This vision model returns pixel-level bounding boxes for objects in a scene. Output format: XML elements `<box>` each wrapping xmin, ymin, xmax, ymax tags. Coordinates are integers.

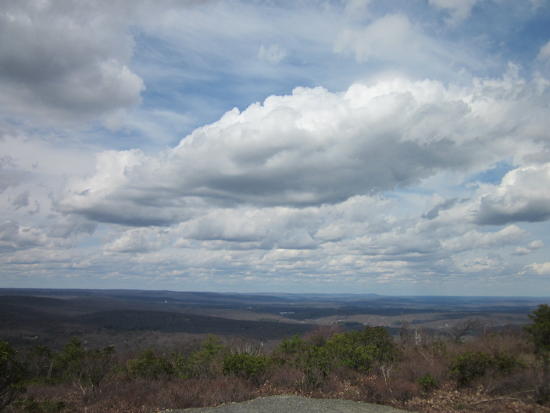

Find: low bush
<box><xmin>449</xmin><ymin>350</ymin><xmax>522</xmax><ymax>387</ymax></box>
<box><xmin>276</xmin><ymin>335</ymin><xmax>308</xmax><ymax>357</ymax></box>
<box><xmin>0</xmin><ymin>340</ymin><xmax>26</xmax><ymax>410</ymax></box>
<box><xmin>417</xmin><ymin>373</ymin><xmax>438</xmax><ymax>393</ymax></box>
<box><xmin>325</xmin><ymin>327</ymin><xmax>396</xmax><ymax>372</ymax></box>
<box><xmin>223</xmin><ymin>353</ymin><xmax>270</xmax><ymax>381</ymax></box>
<box><xmin>178</xmin><ymin>335</ymin><xmax>228</xmax><ymax>378</ymax></box>
<box><xmin>126</xmin><ymin>349</ymin><xmax>173</xmax><ymax>380</ymax></box>
<box><xmin>5</xmin><ymin>314</ymin><xmax>549</xmax><ymax>413</ymax></box>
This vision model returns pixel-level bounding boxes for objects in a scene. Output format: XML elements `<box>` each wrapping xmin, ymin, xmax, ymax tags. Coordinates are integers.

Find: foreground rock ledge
<box><xmin>165</xmin><ymin>395</ymin><xmax>414</xmax><ymax>413</ymax></box>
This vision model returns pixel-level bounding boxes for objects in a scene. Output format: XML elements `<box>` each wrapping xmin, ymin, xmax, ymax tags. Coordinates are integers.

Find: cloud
<box><xmin>59</xmin><ymin>149</ymin><xmax>191</xmax><ymax>226</ymax></box>
<box><xmin>0</xmin><ymin>130</ymin><xmax>96</xmax><ymax>222</ymax></box>
<box><xmin>441</xmin><ymin>225</ymin><xmax>526</xmax><ymax>252</ymax></box>
<box><xmin>423</xmin><ymin>198</ymin><xmax>462</xmax><ymax>219</ymax></box>
<box><xmin>0</xmin><ymin>0</ymin><xmax>144</xmax><ymax>123</ymax></box>
<box><xmin>524</xmin><ymin>262</ymin><xmax>550</xmax><ymax>276</ymax></box>
<box><xmin>335</xmin><ymin>14</ymin><xmax>426</xmax><ymax>63</ymax></box>
<box><xmin>175</xmin><ymin>206</ymin><xmax>325</xmax><ymax>250</ymax></box>
<box><xmin>47</xmin><ymin>216</ymin><xmax>96</xmax><ymax>239</ymax></box>
<box><xmin>0</xmin><ymin>220</ymin><xmax>48</xmax><ymax>251</ymax></box>
<box><xmin>475</xmin><ymin>163</ymin><xmax>550</xmax><ymax>225</ymax></box>
<box><xmin>105</xmin><ymin>228</ymin><xmax>164</xmax><ymax>254</ymax></box>
<box><xmin>344</xmin><ymin>0</ymin><xmax>373</xmax><ymax>16</ymax></box>
<box><xmin>538</xmin><ymin>40</ymin><xmax>550</xmax><ymax>61</ymax></box>
<box><xmin>59</xmin><ymin>70</ymin><xmax>550</xmax><ymax>227</ymax></box>
<box><xmin>514</xmin><ymin>240</ymin><xmax>543</xmax><ymax>255</ymax></box>
<box><xmin>258</xmin><ymin>44</ymin><xmax>287</xmax><ymax>64</ymax></box>
<box><xmin>332</xmin><ymin>12</ymin><xmax>474</xmax><ymax>78</ymax></box>
<box><xmin>59</xmin><ymin>79</ymin><xmax>457</xmax><ymax>223</ymax></box>
<box><xmin>428</xmin><ymin>0</ymin><xmax>478</xmax><ymax>25</ymax></box>
<box><xmin>2</xmin><ymin>1</ymin><xmax>550</xmax><ymax>294</ymax></box>
<box><xmin>11</xmin><ymin>191</ymin><xmax>29</xmax><ymax>210</ymax></box>
<box><xmin>0</xmin><ymin>156</ymin><xmax>29</xmax><ymax>192</ymax></box>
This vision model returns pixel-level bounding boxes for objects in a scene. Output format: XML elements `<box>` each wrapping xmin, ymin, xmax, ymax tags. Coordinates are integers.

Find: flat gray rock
<box><xmin>167</xmin><ymin>395</ymin><xmax>412</xmax><ymax>413</ymax></box>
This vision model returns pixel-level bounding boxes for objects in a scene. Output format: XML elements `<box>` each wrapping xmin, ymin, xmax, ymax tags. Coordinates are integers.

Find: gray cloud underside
<box><xmin>477</xmin><ymin>200</ymin><xmax>550</xmax><ymax>225</ymax></box>
<box><xmin>0</xmin><ymin>0</ymin><xmax>143</xmax><ymax>122</ymax></box>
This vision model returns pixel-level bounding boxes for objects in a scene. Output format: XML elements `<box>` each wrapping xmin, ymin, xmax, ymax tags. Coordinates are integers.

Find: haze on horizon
<box><xmin>1</xmin><ymin>0</ymin><xmax>550</xmax><ymax>296</ymax></box>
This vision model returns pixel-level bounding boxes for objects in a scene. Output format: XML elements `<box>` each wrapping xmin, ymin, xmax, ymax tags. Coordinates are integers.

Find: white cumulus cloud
<box><xmin>475</xmin><ymin>163</ymin><xmax>550</xmax><ymax>225</ymax></box>
<box><xmin>428</xmin><ymin>0</ymin><xmax>478</xmax><ymax>25</ymax></box>
<box><xmin>59</xmin><ymin>72</ymin><xmax>550</xmax><ymax>227</ymax></box>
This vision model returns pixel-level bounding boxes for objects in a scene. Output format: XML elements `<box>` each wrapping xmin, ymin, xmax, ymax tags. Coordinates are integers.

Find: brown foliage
<box><xmin>7</xmin><ymin>327</ymin><xmax>550</xmax><ymax>413</ymax></box>
<box><xmin>17</xmin><ymin>377</ymin><xmax>256</xmax><ymax>413</ymax></box>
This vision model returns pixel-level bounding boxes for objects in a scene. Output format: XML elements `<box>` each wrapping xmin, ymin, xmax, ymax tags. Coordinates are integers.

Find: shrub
<box><xmin>449</xmin><ymin>350</ymin><xmax>521</xmax><ymax>387</ymax></box>
<box><xmin>417</xmin><ymin>373</ymin><xmax>438</xmax><ymax>393</ymax></box>
<box><xmin>277</xmin><ymin>335</ymin><xmax>308</xmax><ymax>356</ymax></box>
<box><xmin>127</xmin><ymin>349</ymin><xmax>173</xmax><ymax>380</ymax></box>
<box><xmin>525</xmin><ymin>304</ymin><xmax>550</xmax><ymax>355</ymax></box>
<box><xmin>26</xmin><ymin>345</ymin><xmax>54</xmax><ymax>383</ymax></box>
<box><xmin>326</xmin><ymin>326</ymin><xmax>396</xmax><ymax>372</ymax></box>
<box><xmin>274</xmin><ymin>338</ymin><xmax>331</xmax><ymax>389</ymax></box>
<box><xmin>326</xmin><ymin>333</ymin><xmax>374</xmax><ymax>371</ymax></box>
<box><xmin>0</xmin><ymin>340</ymin><xmax>26</xmax><ymax>410</ymax></box>
<box><xmin>301</xmin><ymin>345</ymin><xmax>332</xmax><ymax>388</ymax></box>
<box><xmin>273</xmin><ymin>335</ymin><xmax>310</xmax><ymax>370</ymax></box>
<box><xmin>272</xmin><ymin>326</ymin><xmax>396</xmax><ymax>389</ymax></box>
<box><xmin>491</xmin><ymin>352</ymin><xmax>522</xmax><ymax>375</ymax></box>
<box><xmin>53</xmin><ymin>338</ymin><xmax>86</xmax><ymax>381</ymax></box>
<box><xmin>525</xmin><ymin>304</ymin><xmax>550</xmax><ymax>403</ymax></box>
<box><xmin>223</xmin><ymin>353</ymin><xmax>269</xmax><ymax>381</ymax></box>
<box><xmin>51</xmin><ymin>338</ymin><xmax>115</xmax><ymax>392</ymax></box>
<box><xmin>178</xmin><ymin>335</ymin><xmax>228</xmax><ymax>378</ymax></box>
<box><xmin>450</xmin><ymin>351</ymin><xmax>493</xmax><ymax>386</ymax></box>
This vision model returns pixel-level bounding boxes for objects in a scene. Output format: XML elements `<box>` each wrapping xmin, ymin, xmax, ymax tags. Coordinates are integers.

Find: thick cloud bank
<box><xmin>61</xmin><ymin>72</ymin><xmax>550</xmax><ymax>227</ymax></box>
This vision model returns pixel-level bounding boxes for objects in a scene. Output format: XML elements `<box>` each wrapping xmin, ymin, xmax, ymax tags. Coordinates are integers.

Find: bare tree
<box><xmin>447</xmin><ymin>319</ymin><xmax>483</xmax><ymax>343</ymax></box>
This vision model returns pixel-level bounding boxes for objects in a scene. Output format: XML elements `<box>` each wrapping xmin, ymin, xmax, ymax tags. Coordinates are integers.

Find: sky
<box><xmin>1</xmin><ymin>0</ymin><xmax>550</xmax><ymax>295</ymax></box>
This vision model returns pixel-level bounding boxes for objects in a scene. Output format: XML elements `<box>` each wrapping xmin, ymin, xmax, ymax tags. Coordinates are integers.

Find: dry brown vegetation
<box><xmin>3</xmin><ymin>319</ymin><xmax>550</xmax><ymax>413</ymax></box>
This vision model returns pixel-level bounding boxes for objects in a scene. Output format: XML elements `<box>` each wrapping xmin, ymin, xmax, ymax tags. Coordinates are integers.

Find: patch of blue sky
<box><xmin>517</xmin><ymin>221</ymin><xmax>550</xmax><ymax>245</ymax></box>
<box><xmin>80</xmin><ymin>124</ymin><xmax>154</xmax><ymax>152</ymax></box>
<box><xmin>367</xmin><ymin>0</ymin><xmax>427</xmax><ymax>19</ymax></box>
<box><xmin>468</xmin><ymin>161</ymin><xmax>515</xmax><ymax>185</ymax></box>
<box><xmin>506</xmin><ymin>9</ymin><xmax>550</xmax><ymax>63</ymax></box>
<box><xmin>132</xmin><ymin>17</ymin><xmax>384</xmax><ymax>111</ymax></box>
<box><xmin>457</xmin><ymin>2</ymin><xmax>550</xmax><ymax>70</ymax></box>
<box><xmin>133</xmin><ymin>36</ymin><xmax>283</xmax><ymax>130</ymax></box>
